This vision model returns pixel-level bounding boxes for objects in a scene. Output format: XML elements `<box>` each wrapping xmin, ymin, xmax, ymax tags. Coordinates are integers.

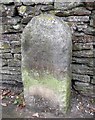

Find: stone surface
<box><xmin>74</xmin><ymin>82</ymin><xmax>94</xmax><ymax>97</ymax></box>
<box><xmin>41</xmin><ymin>5</ymin><xmax>54</xmax><ymax>11</ymax></box>
<box><xmin>72</xmin><ymin>64</ymin><xmax>93</xmax><ymax>76</ymax></box>
<box><xmin>72</xmin><ymin>57</ymin><xmax>93</xmax><ymax>67</ymax></box>
<box><xmin>1</xmin><ymin>0</ymin><xmax>95</xmax><ymax>100</ymax></box>
<box><xmin>91</xmin><ymin>76</ymin><xmax>95</xmax><ymax>84</ymax></box>
<box><xmin>73</xmin><ymin>43</ymin><xmax>93</xmax><ymax>51</ymax></box>
<box><xmin>68</xmin><ymin>7</ymin><xmax>91</xmax><ymax>16</ymax></box>
<box><xmin>72</xmin><ymin>35</ymin><xmax>94</xmax><ymax>43</ymax></box>
<box><xmin>1</xmin><ymin>5</ymin><xmax>16</xmax><ymax>17</ymax></box>
<box><xmin>21</xmin><ymin>0</ymin><xmax>54</xmax><ymax>4</ymax></box>
<box><xmin>54</xmin><ymin>0</ymin><xmax>82</xmax><ymax>10</ymax></box>
<box><xmin>21</xmin><ymin>14</ymin><xmax>72</xmax><ymax>113</ymax></box>
<box><xmin>72</xmin><ymin>74</ymin><xmax>90</xmax><ymax>83</ymax></box>
<box><xmin>67</xmin><ymin>16</ymin><xmax>89</xmax><ymax>22</ymax></box>
<box><xmin>84</xmin><ymin>26</ymin><xmax>95</xmax><ymax>36</ymax></box>
<box><xmin>72</xmin><ymin>50</ymin><xmax>93</xmax><ymax>58</ymax></box>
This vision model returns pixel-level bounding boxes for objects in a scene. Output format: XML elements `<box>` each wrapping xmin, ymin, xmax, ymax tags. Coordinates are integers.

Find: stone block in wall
<box><xmin>72</xmin><ymin>74</ymin><xmax>90</xmax><ymax>83</ymax></box>
<box><xmin>0</xmin><ymin>4</ymin><xmax>2</xmax><ymax>17</ymax></box>
<box><xmin>21</xmin><ymin>16</ymin><xmax>33</xmax><ymax>24</ymax></box>
<box><xmin>2</xmin><ymin>66</ymin><xmax>21</xmax><ymax>73</ymax></box>
<box><xmin>20</xmin><ymin>0</ymin><xmax>54</xmax><ymax>4</ymax></box>
<box><xmin>83</xmin><ymin>26</ymin><xmax>95</xmax><ymax>36</ymax></box>
<box><xmin>72</xmin><ymin>34</ymin><xmax>94</xmax><ymax>43</ymax></box>
<box><xmin>11</xmin><ymin>46</ymin><xmax>21</xmax><ymax>54</ymax></box>
<box><xmin>1</xmin><ymin>69</ymin><xmax>21</xmax><ymax>75</ymax></box>
<box><xmin>55</xmin><ymin>7</ymin><xmax>91</xmax><ymax>17</ymax></box>
<box><xmin>73</xmin><ymin>42</ymin><xmax>93</xmax><ymax>51</ymax></box>
<box><xmin>72</xmin><ymin>64</ymin><xmax>93</xmax><ymax>75</ymax></box>
<box><xmin>94</xmin><ymin>49</ymin><xmax>95</xmax><ymax>57</ymax></box>
<box><xmin>1</xmin><ymin>41</ymin><xmax>11</xmax><ymax>53</ymax></box>
<box><xmin>72</xmin><ymin>50</ymin><xmax>93</xmax><ymax>58</ymax></box>
<box><xmin>14</xmin><ymin>54</ymin><xmax>21</xmax><ymax>60</ymax></box>
<box><xmin>8</xmin><ymin>59</ymin><xmax>21</xmax><ymax>67</ymax></box>
<box><xmin>2</xmin><ymin>74</ymin><xmax>21</xmax><ymax>81</ymax></box>
<box><xmin>40</xmin><ymin>5</ymin><xmax>54</xmax><ymax>11</ymax></box>
<box><xmin>10</xmin><ymin>40</ymin><xmax>21</xmax><ymax>48</ymax></box>
<box><xmin>74</xmin><ymin>82</ymin><xmax>94</xmax><ymax>97</ymax></box>
<box><xmin>84</xmin><ymin>2</ymin><xmax>95</xmax><ymax>10</ymax></box>
<box><xmin>22</xmin><ymin>2</ymin><xmax>35</xmax><ymax>6</ymax></box>
<box><xmin>54</xmin><ymin>0</ymin><xmax>82</xmax><ymax>10</ymax></box>
<box><xmin>67</xmin><ymin>16</ymin><xmax>89</xmax><ymax>22</ymax></box>
<box><xmin>2</xmin><ymin>34</ymin><xmax>21</xmax><ymax>42</ymax></box>
<box><xmin>1</xmin><ymin>5</ymin><xmax>16</xmax><ymax>17</ymax></box>
<box><xmin>91</xmin><ymin>76</ymin><xmax>95</xmax><ymax>84</ymax></box>
<box><xmin>90</xmin><ymin>10</ymin><xmax>95</xmax><ymax>28</ymax></box>
<box><xmin>72</xmin><ymin>57</ymin><xmax>93</xmax><ymax>67</ymax></box>
<box><xmin>68</xmin><ymin>7</ymin><xmax>91</xmax><ymax>16</ymax></box>
<box><xmin>2</xmin><ymin>53</ymin><xmax>13</xmax><ymax>59</ymax></box>
<box><xmin>17</xmin><ymin>6</ymin><xmax>35</xmax><ymax>16</ymax></box>
<box><xmin>68</xmin><ymin>22</ymin><xmax>88</xmax><ymax>32</ymax></box>
<box><xmin>2</xmin><ymin>16</ymin><xmax>21</xmax><ymax>25</ymax></box>
<box><xmin>0</xmin><ymin>0</ymin><xmax>14</xmax><ymax>4</ymax></box>
<box><xmin>2</xmin><ymin>59</ymin><xmax>8</xmax><ymax>67</ymax></box>
<box><xmin>2</xmin><ymin>24</ymin><xmax>25</xmax><ymax>33</ymax></box>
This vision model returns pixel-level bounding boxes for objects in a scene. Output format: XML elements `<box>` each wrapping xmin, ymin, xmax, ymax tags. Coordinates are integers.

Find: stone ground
<box><xmin>0</xmin><ymin>86</ymin><xmax>95</xmax><ymax>119</ymax></box>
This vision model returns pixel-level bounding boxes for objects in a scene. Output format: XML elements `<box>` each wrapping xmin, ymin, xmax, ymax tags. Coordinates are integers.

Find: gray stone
<box><xmin>72</xmin><ymin>50</ymin><xmax>93</xmax><ymax>58</ymax></box>
<box><xmin>23</xmin><ymin>2</ymin><xmax>35</xmax><ymax>6</ymax></box>
<box><xmin>11</xmin><ymin>46</ymin><xmax>21</xmax><ymax>54</ymax></box>
<box><xmin>1</xmin><ymin>5</ymin><xmax>16</xmax><ymax>17</ymax></box>
<box><xmin>0</xmin><ymin>0</ymin><xmax>13</xmax><ymax>4</ymax></box>
<box><xmin>8</xmin><ymin>59</ymin><xmax>21</xmax><ymax>67</ymax></box>
<box><xmin>68</xmin><ymin>7</ymin><xmax>91</xmax><ymax>16</ymax></box>
<box><xmin>72</xmin><ymin>64</ymin><xmax>93</xmax><ymax>75</ymax></box>
<box><xmin>20</xmin><ymin>0</ymin><xmax>54</xmax><ymax>4</ymax></box>
<box><xmin>67</xmin><ymin>16</ymin><xmax>89</xmax><ymax>22</ymax></box>
<box><xmin>17</xmin><ymin>6</ymin><xmax>34</xmax><ymax>16</ymax></box>
<box><xmin>72</xmin><ymin>57</ymin><xmax>93</xmax><ymax>67</ymax></box>
<box><xmin>2</xmin><ymin>24</ymin><xmax>25</xmax><ymax>33</ymax></box>
<box><xmin>54</xmin><ymin>0</ymin><xmax>82</xmax><ymax>10</ymax></box>
<box><xmin>84</xmin><ymin>26</ymin><xmax>95</xmax><ymax>36</ymax></box>
<box><xmin>41</xmin><ymin>5</ymin><xmax>54</xmax><ymax>11</ymax></box>
<box><xmin>55</xmin><ymin>7</ymin><xmax>91</xmax><ymax>17</ymax></box>
<box><xmin>21</xmin><ymin>16</ymin><xmax>33</xmax><ymax>24</ymax></box>
<box><xmin>2</xmin><ymin>17</ymin><xmax>21</xmax><ymax>25</ymax></box>
<box><xmin>73</xmin><ymin>35</ymin><xmax>94</xmax><ymax>43</ymax></box>
<box><xmin>91</xmin><ymin>76</ymin><xmax>95</xmax><ymax>84</ymax></box>
<box><xmin>2</xmin><ymin>34</ymin><xmax>21</xmax><ymax>42</ymax></box>
<box><xmin>72</xmin><ymin>74</ymin><xmax>90</xmax><ymax>83</ymax></box>
<box><xmin>14</xmin><ymin>54</ymin><xmax>21</xmax><ymax>60</ymax></box>
<box><xmin>90</xmin><ymin>10</ymin><xmax>95</xmax><ymax>28</ymax></box>
<box><xmin>21</xmin><ymin>14</ymin><xmax>72</xmax><ymax>113</ymax></box>
<box><xmin>74</xmin><ymin>82</ymin><xmax>94</xmax><ymax>97</ymax></box>
<box><xmin>73</xmin><ymin>42</ymin><xmax>93</xmax><ymax>51</ymax></box>
<box><xmin>2</xmin><ymin>53</ymin><xmax>13</xmax><ymax>59</ymax></box>
<box><xmin>2</xmin><ymin>74</ymin><xmax>21</xmax><ymax>81</ymax></box>
<box><xmin>85</xmin><ymin>2</ymin><xmax>95</xmax><ymax>10</ymax></box>
<box><xmin>0</xmin><ymin>4</ymin><xmax>2</xmax><ymax>17</ymax></box>
<box><xmin>2</xmin><ymin>59</ymin><xmax>8</xmax><ymax>67</ymax></box>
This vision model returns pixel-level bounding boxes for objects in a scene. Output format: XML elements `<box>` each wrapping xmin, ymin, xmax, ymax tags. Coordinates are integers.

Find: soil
<box><xmin>0</xmin><ymin>86</ymin><xmax>95</xmax><ymax>119</ymax></box>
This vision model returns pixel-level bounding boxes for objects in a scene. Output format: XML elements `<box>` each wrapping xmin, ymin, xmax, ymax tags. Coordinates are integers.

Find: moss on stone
<box><xmin>22</xmin><ymin>69</ymin><xmax>71</xmax><ymax>113</ymax></box>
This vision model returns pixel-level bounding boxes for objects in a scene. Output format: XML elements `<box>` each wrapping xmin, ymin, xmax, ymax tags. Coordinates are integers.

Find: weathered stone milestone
<box><xmin>21</xmin><ymin>14</ymin><xmax>72</xmax><ymax>114</ymax></box>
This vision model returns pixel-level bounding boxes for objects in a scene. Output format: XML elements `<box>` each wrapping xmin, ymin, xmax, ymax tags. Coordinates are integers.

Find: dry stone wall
<box><xmin>0</xmin><ymin>0</ymin><xmax>95</xmax><ymax>97</ymax></box>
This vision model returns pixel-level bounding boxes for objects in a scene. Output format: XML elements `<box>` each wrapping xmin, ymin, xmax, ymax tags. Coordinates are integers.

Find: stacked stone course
<box><xmin>0</xmin><ymin>0</ymin><xmax>95</xmax><ymax>97</ymax></box>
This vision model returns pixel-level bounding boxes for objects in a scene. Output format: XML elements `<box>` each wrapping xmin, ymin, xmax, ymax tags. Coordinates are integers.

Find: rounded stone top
<box><xmin>22</xmin><ymin>14</ymin><xmax>72</xmax><ymax>42</ymax></box>
<box><xmin>21</xmin><ymin>14</ymin><xmax>72</xmax><ymax>74</ymax></box>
